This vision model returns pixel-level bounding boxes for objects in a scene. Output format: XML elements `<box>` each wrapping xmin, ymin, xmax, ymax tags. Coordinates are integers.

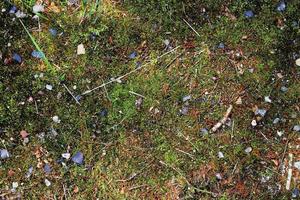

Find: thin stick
<box><xmin>81</xmin><ymin>46</ymin><xmax>181</xmax><ymax>96</ymax></box>
<box><xmin>211</xmin><ymin>105</ymin><xmax>233</xmax><ymax>133</ymax></box>
<box><xmin>175</xmin><ymin>148</ymin><xmax>194</xmax><ymax>159</ymax></box>
<box><xmin>129</xmin><ymin>91</ymin><xmax>146</xmax><ymax>98</ymax></box>
<box><xmin>183</xmin><ymin>19</ymin><xmax>201</xmax><ymax>37</ymax></box>
<box><xmin>34</xmin><ymin>100</ymin><xmax>39</xmax><ymax>114</ymax></box>
<box><xmin>63</xmin><ymin>84</ymin><xmax>81</xmax><ymax>105</ymax></box>
<box><xmin>286</xmin><ymin>153</ymin><xmax>293</xmax><ymax>190</ymax></box>
<box><xmin>280</xmin><ymin>140</ymin><xmax>289</xmax><ymax>166</ymax></box>
<box><xmin>129</xmin><ymin>184</ymin><xmax>148</xmax><ymax>191</ymax></box>
<box><xmin>63</xmin><ymin>184</ymin><xmax>68</xmax><ymax>200</ymax></box>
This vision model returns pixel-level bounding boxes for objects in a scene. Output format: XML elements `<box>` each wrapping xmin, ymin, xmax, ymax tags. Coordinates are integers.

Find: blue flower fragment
<box><xmin>71</xmin><ymin>151</ymin><xmax>84</xmax><ymax>165</ymax></box>
<box><xmin>9</xmin><ymin>6</ymin><xmax>17</xmax><ymax>14</ymax></box>
<box><xmin>99</xmin><ymin>108</ymin><xmax>108</xmax><ymax>117</ymax></box>
<box><xmin>25</xmin><ymin>166</ymin><xmax>33</xmax><ymax>178</ymax></box>
<box><xmin>218</xmin><ymin>42</ymin><xmax>225</xmax><ymax>49</ymax></box>
<box><xmin>31</xmin><ymin>50</ymin><xmax>44</xmax><ymax>59</ymax></box>
<box><xmin>277</xmin><ymin>1</ymin><xmax>286</xmax><ymax>12</ymax></box>
<box><xmin>292</xmin><ymin>188</ymin><xmax>300</xmax><ymax>198</ymax></box>
<box><xmin>44</xmin><ymin>163</ymin><xmax>51</xmax><ymax>174</ymax></box>
<box><xmin>244</xmin><ymin>10</ymin><xmax>254</xmax><ymax>19</ymax></box>
<box><xmin>49</xmin><ymin>28</ymin><xmax>57</xmax><ymax>36</ymax></box>
<box><xmin>0</xmin><ymin>149</ymin><xmax>10</xmax><ymax>159</ymax></box>
<box><xmin>12</xmin><ymin>53</ymin><xmax>22</xmax><ymax>63</ymax></box>
<box><xmin>129</xmin><ymin>51</ymin><xmax>137</xmax><ymax>59</ymax></box>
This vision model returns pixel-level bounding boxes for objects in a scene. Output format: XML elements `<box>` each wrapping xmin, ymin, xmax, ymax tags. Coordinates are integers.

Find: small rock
<box><xmin>72</xmin><ymin>151</ymin><xmax>84</xmax><ymax>165</ymax></box>
<box><xmin>77</xmin><ymin>44</ymin><xmax>85</xmax><ymax>55</ymax></box>
<box><xmin>25</xmin><ymin>166</ymin><xmax>33</xmax><ymax>178</ymax></box>
<box><xmin>244</xmin><ymin>10</ymin><xmax>254</xmax><ymax>19</ymax></box>
<box><xmin>180</xmin><ymin>106</ymin><xmax>189</xmax><ymax>115</ymax></box>
<box><xmin>245</xmin><ymin>147</ymin><xmax>252</xmax><ymax>153</ymax></box>
<box><xmin>296</xmin><ymin>58</ymin><xmax>300</xmax><ymax>67</ymax></box>
<box><xmin>43</xmin><ymin>163</ymin><xmax>51</xmax><ymax>174</ymax></box>
<box><xmin>294</xmin><ymin>161</ymin><xmax>300</xmax><ymax>170</ymax></box>
<box><xmin>44</xmin><ymin>179</ymin><xmax>51</xmax><ymax>187</ymax></box>
<box><xmin>277</xmin><ymin>130</ymin><xmax>284</xmax><ymax>137</ymax></box>
<box><xmin>129</xmin><ymin>51</ymin><xmax>137</xmax><ymax>59</ymax></box>
<box><xmin>99</xmin><ymin>108</ymin><xmax>108</xmax><ymax>117</ymax></box>
<box><xmin>292</xmin><ymin>188</ymin><xmax>300</xmax><ymax>198</ymax></box>
<box><xmin>135</xmin><ymin>98</ymin><xmax>143</xmax><ymax>109</ymax></box>
<box><xmin>218</xmin><ymin>42</ymin><xmax>225</xmax><ymax>49</ymax></box>
<box><xmin>293</xmin><ymin>125</ymin><xmax>300</xmax><ymax>132</ymax></box>
<box><xmin>264</xmin><ymin>96</ymin><xmax>272</xmax><ymax>103</ymax></box>
<box><xmin>182</xmin><ymin>95</ymin><xmax>191</xmax><ymax>102</ymax></box>
<box><xmin>12</xmin><ymin>53</ymin><xmax>22</xmax><ymax>63</ymax></box>
<box><xmin>52</xmin><ymin>116</ymin><xmax>61</xmax><ymax>123</ymax></box>
<box><xmin>12</xmin><ymin>182</ymin><xmax>18</xmax><ymax>189</ymax></box>
<box><xmin>216</xmin><ymin>173</ymin><xmax>222</xmax><ymax>180</ymax></box>
<box><xmin>273</xmin><ymin>118</ymin><xmax>280</xmax><ymax>124</ymax></box>
<box><xmin>276</xmin><ymin>1</ymin><xmax>286</xmax><ymax>12</ymax></box>
<box><xmin>31</xmin><ymin>50</ymin><xmax>44</xmax><ymax>59</ymax></box>
<box><xmin>46</xmin><ymin>84</ymin><xmax>53</xmax><ymax>91</ymax></box>
<box><xmin>20</xmin><ymin>130</ymin><xmax>29</xmax><ymax>138</ymax></box>
<box><xmin>0</xmin><ymin>149</ymin><xmax>10</xmax><ymax>159</ymax></box>
<box><xmin>62</xmin><ymin>153</ymin><xmax>71</xmax><ymax>160</ymax></box>
<box><xmin>49</xmin><ymin>28</ymin><xmax>57</xmax><ymax>36</ymax></box>
<box><xmin>251</xmin><ymin>120</ymin><xmax>257</xmax><ymax>127</ymax></box>
<box><xmin>255</xmin><ymin>109</ymin><xmax>267</xmax><ymax>117</ymax></box>
<box><xmin>218</xmin><ymin>151</ymin><xmax>224</xmax><ymax>159</ymax></box>
<box><xmin>281</xmin><ymin>86</ymin><xmax>288</xmax><ymax>92</ymax></box>
<box><xmin>163</xmin><ymin>39</ymin><xmax>170</xmax><ymax>47</ymax></box>
<box><xmin>235</xmin><ymin>97</ymin><xmax>242</xmax><ymax>105</ymax></box>
<box><xmin>33</xmin><ymin>4</ymin><xmax>44</xmax><ymax>13</ymax></box>
<box><xmin>200</xmin><ymin>128</ymin><xmax>209</xmax><ymax>136</ymax></box>
<box><xmin>23</xmin><ymin>137</ymin><xmax>29</xmax><ymax>144</ymax></box>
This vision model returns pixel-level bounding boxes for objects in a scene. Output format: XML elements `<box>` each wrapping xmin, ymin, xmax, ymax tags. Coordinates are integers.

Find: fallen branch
<box><xmin>211</xmin><ymin>105</ymin><xmax>233</xmax><ymax>133</ymax></box>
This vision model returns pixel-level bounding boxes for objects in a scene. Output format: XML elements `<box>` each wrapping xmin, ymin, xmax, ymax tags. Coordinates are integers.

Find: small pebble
<box><xmin>293</xmin><ymin>125</ymin><xmax>300</xmax><ymax>132</ymax></box>
<box><xmin>277</xmin><ymin>130</ymin><xmax>284</xmax><ymax>137</ymax></box>
<box><xmin>294</xmin><ymin>161</ymin><xmax>300</xmax><ymax>170</ymax></box>
<box><xmin>218</xmin><ymin>42</ymin><xmax>225</xmax><ymax>49</ymax></box>
<box><xmin>244</xmin><ymin>10</ymin><xmax>254</xmax><ymax>19</ymax></box>
<box><xmin>200</xmin><ymin>128</ymin><xmax>209</xmax><ymax>136</ymax></box>
<box><xmin>44</xmin><ymin>179</ymin><xmax>51</xmax><ymax>187</ymax></box>
<box><xmin>245</xmin><ymin>147</ymin><xmax>252</xmax><ymax>153</ymax></box>
<box><xmin>77</xmin><ymin>44</ymin><xmax>85</xmax><ymax>55</ymax></box>
<box><xmin>62</xmin><ymin>153</ymin><xmax>71</xmax><ymax>160</ymax></box>
<box><xmin>235</xmin><ymin>97</ymin><xmax>242</xmax><ymax>105</ymax></box>
<box><xmin>281</xmin><ymin>86</ymin><xmax>288</xmax><ymax>92</ymax></box>
<box><xmin>25</xmin><ymin>166</ymin><xmax>33</xmax><ymax>178</ymax></box>
<box><xmin>273</xmin><ymin>118</ymin><xmax>280</xmax><ymax>124</ymax></box>
<box><xmin>255</xmin><ymin>109</ymin><xmax>267</xmax><ymax>117</ymax></box>
<box><xmin>72</xmin><ymin>151</ymin><xmax>84</xmax><ymax>165</ymax></box>
<box><xmin>264</xmin><ymin>96</ymin><xmax>272</xmax><ymax>103</ymax></box>
<box><xmin>12</xmin><ymin>182</ymin><xmax>18</xmax><ymax>189</ymax></box>
<box><xmin>218</xmin><ymin>151</ymin><xmax>224</xmax><ymax>159</ymax></box>
<box><xmin>43</xmin><ymin>163</ymin><xmax>51</xmax><ymax>174</ymax></box>
<box><xmin>296</xmin><ymin>58</ymin><xmax>300</xmax><ymax>67</ymax></box>
<box><xmin>180</xmin><ymin>106</ymin><xmax>189</xmax><ymax>115</ymax></box>
<box><xmin>276</xmin><ymin>1</ymin><xmax>286</xmax><ymax>12</ymax></box>
<box><xmin>251</xmin><ymin>119</ymin><xmax>257</xmax><ymax>127</ymax></box>
<box><xmin>129</xmin><ymin>51</ymin><xmax>137</xmax><ymax>59</ymax></box>
<box><xmin>12</xmin><ymin>53</ymin><xmax>22</xmax><ymax>63</ymax></box>
<box><xmin>52</xmin><ymin>116</ymin><xmax>61</xmax><ymax>123</ymax></box>
<box><xmin>0</xmin><ymin>149</ymin><xmax>10</xmax><ymax>159</ymax></box>
<box><xmin>46</xmin><ymin>84</ymin><xmax>53</xmax><ymax>91</ymax></box>
<box><xmin>182</xmin><ymin>95</ymin><xmax>191</xmax><ymax>102</ymax></box>
<box><xmin>33</xmin><ymin>4</ymin><xmax>44</xmax><ymax>13</ymax></box>
<box><xmin>49</xmin><ymin>28</ymin><xmax>57</xmax><ymax>36</ymax></box>
<box><xmin>31</xmin><ymin>50</ymin><xmax>44</xmax><ymax>59</ymax></box>
<box><xmin>216</xmin><ymin>173</ymin><xmax>222</xmax><ymax>180</ymax></box>
<box><xmin>9</xmin><ymin>6</ymin><xmax>17</xmax><ymax>14</ymax></box>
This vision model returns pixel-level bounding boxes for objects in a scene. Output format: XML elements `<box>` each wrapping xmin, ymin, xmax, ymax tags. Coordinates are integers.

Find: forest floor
<box><xmin>0</xmin><ymin>0</ymin><xmax>300</xmax><ymax>199</ymax></box>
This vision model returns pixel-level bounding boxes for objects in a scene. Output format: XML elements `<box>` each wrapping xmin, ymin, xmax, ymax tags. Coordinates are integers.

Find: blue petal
<box><xmin>244</xmin><ymin>10</ymin><xmax>254</xmax><ymax>19</ymax></box>
<box><xmin>31</xmin><ymin>50</ymin><xmax>44</xmax><ymax>59</ymax></box>
<box><xmin>218</xmin><ymin>42</ymin><xmax>225</xmax><ymax>49</ymax></box>
<box><xmin>277</xmin><ymin>1</ymin><xmax>286</xmax><ymax>12</ymax></box>
<box><xmin>43</xmin><ymin>163</ymin><xmax>51</xmax><ymax>174</ymax></box>
<box><xmin>9</xmin><ymin>6</ymin><xmax>17</xmax><ymax>14</ymax></box>
<box><xmin>71</xmin><ymin>151</ymin><xmax>84</xmax><ymax>165</ymax></box>
<box><xmin>12</xmin><ymin>53</ymin><xmax>22</xmax><ymax>63</ymax></box>
<box><xmin>99</xmin><ymin>108</ymin><xmax>108</xmax><ymax>117</ymax></box>
<box><xmin>129</xmin><ymin>51</ymin><xmax>137</xmax><ymax>59</ymax></box>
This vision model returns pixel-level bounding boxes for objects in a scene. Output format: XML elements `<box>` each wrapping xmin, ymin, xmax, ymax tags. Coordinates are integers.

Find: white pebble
<box><xmin>273</xmin><ymin>118</ymin><xmax>280</xmax><ymax>124</ymax></box>
<box><xmin>52</xmin><ymin>116</ymin><xmax>61</xmax><ymax>123</ymax></box>
<box><xmin>33</xmin><ymin>4</ymin><xmax>44</xmax><ymax>13</ymax></box>
<box><xmin>12</xmin><ymin>182</ymin><xmax>18</xmax><ymax>189</ymax></box>
<box><xmin>218</xmin><ymin>151</ymin><xmax>224</xmax><ymax>159</ymax></box>
<box><xmin>277</xmin><ymin>130</ymin><xmax>284</xmax><ymax>137</ymax></box>
<box><xmin>77</xmin><ymin>44</ymin><xmax>86</xmax><ymax>55</ymax></box>
<box><xmin>294</xmin><ymin>161</ymin><xmax>300</xmax><ymax>170</ymax></box>
<box><xmin>46</xmin><ymin>84</ymin><xmax>53</xmax><ymax>91</ymax></box>
<box><xmin>44</xmin><ymin>179</ymin><xmax>51</xmax><ymax>187</ymax></box>
<box><xmin>264</xmin><ymin>96</ymin><xmax>272</xmax><ymax>103</ymax></box>
<box><xmin>62</xmin><ymin>153</ymin><xmax>71</xmax><ymax>160</ymax></box>
<box><xmin>296</xmin><ymin>58</ymin><xmax>300</xmax><ymax>67</ymax></box>
<box><xmin>215</xmin><ymin>173</ymin><xmax>222</xmax><ymax>180</ymax></box>
<box><xmin>294</xmin><ymin>125</ymin><xmax>300</xmax><ymax>132</ymax></box>
<box><xmin>251</xmin><ymin>120</ymin><xmax>257</xmax><ymax>127</ymax></box>
<box><xmin>245</xmin><ymin>147</ymin><xmax>252</xmax><ymax>153</ymax></box>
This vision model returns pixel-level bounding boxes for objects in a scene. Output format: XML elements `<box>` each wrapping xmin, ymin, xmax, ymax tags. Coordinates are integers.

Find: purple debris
<box><xmin>12</xmin><ymin>53</ymin><xmax>22</xmax><ymax>63</ymax></box>
<box><xmin>292</xmin><ymin>188</ymin><xmax>300</xmax><ymax>198</ymax></box>
<box><xmin>49</xmin><ymin>28</ymin><xmax>57</xmax><ymax>36</ymax></box>
<box><xmin>31</xmin><ymin>50</ymin><xmax>44</xmax><ymax>59</ymax></box>
<box><xmin>43</xmin><ymin>163</ymin><xmax>51</xmax><ymax>174</ymax></box>
<box><xmin>129</xmin><ymin>51</ymin><xmax>137</xmax><ymax>59</ymax></box>
<box><xmin>244</xmin><ymin>10</ymin><xmax>254</xmax><ymax>19</ymax></box>
<box><xmin>255</xmin><ymin>109</ymin><xmax>267</xmax><ymax>117</ymax></box>
<box><xmin>200</xmin><ymin>128</ymin><xmax>209</xmax><ymax>136</ymax></box>
<box><xmin>180</xmin><ymin>106</ymin><xmax>189</xmax><ymax>115</ymax></box>
<box><xmin>9</xmin><ymin>6</ymin><xmax>17</xmax><ymax>14</ymax></box>
<box><xmin>99</xmin><ymin>108</ymin><xmax>108</xmax><ymax>117</ymax></box>
<box><xmin>182</xmin><ymin>95</ymin><xmax>191</xmax><ymax>102</ymax></box>
<box><xmin>277</xmin><ymin>1</ymin><xmax>286</xmax><ymax>12</ymax></box>
<box><xmin>25</xmin><ymin>166</ymin><xmax>33</xmax><ymax>178</ymax></box>
<box><xmin>0</xmin><ymin>149</ymin><xmax>10</xmax><ymax>159</ymax></box>
<box><xmin>136</xmin><ymin>61</ymin><xmax>142</xmax><ymax>69</ymax></box>
<box><xmin>75</xmin><ymin>95</ymin><xmax>82</xmax><ymax>101</ymax></box>
<box><xmin>71</xmin><ymin>151</ymin><xmax>84</xmax><ymax>165</ymax></box>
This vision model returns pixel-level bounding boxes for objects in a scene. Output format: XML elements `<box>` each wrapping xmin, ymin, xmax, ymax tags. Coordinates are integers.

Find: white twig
<box><xmin>211</xmin><ymin>105</ymin><xmax>233</xmax><ymax>133</ymax></box>
<box><xmin>183</xmin><ymin>19</ymin><xmax>201</xmax><ymax>37</ymax></box>
<box><xmin>286</xmin><ymin>153</ymin><xmax>293</xmax><ymax>190</ymax></box>
<box><xmin>63</xmin><ymin>84</ymin><xmax>81</xmax><ymax>105</ymax></box>
<box><xmin>129</xmin><ymin>91</ymin><xmax>146</xmax><ymax>98</ymax></box>
<box><xmin>81</xmin><ymin>46</ymin><xmax>181</xmax><ymax>96</ymax></box>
